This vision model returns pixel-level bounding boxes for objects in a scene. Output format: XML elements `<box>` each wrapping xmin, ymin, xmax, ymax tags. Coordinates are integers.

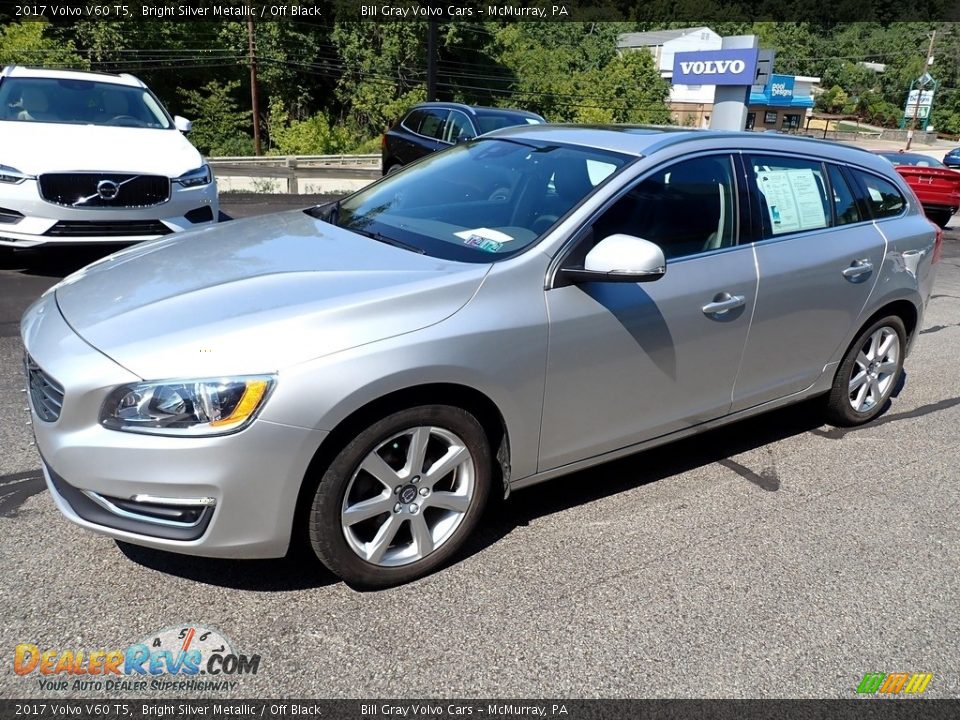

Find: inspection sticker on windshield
<box><xmin>455</xmin><ymin>227</ymin><xmax>514</xmax><ymax>253</ymax></box>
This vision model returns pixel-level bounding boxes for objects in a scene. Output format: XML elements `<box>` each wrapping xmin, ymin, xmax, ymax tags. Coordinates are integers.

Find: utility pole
<box><xmin>426</xmin><ymin>21</ymin><xmax>438</xmax><ymax>102</ymax></box>
<box><xmin>247</xmin><ymin>11</ymin><xmax>262</xmax><ymax>155</ymax></box>
<box><xmin>905</xmin><ymin>28</ymin><xmax>936</xmax><ymax>151</ymax></box>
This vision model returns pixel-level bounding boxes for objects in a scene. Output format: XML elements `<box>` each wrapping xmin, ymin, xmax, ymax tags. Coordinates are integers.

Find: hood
<box><xmin>54</xmin><ymin>211</ymin><xmax>490</xmax><ymax>379</ymax></box>
<box><xmin>0</xmin><ymin>122</ymin><xmax>203</xmax><ymax>176</ymax></box>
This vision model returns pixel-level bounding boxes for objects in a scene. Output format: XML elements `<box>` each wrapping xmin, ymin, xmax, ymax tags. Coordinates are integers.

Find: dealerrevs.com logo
<box><xmin>14</xmin><ymin>625</ymin><xmax>260</xmax><ymax>693</ymax></box>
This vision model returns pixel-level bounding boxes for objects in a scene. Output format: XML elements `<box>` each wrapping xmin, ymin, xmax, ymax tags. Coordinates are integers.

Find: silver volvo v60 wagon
<box><xmin>21</xmin><ymin>127</ymin><xmax>940</xmax><ymax>587</ymax></box>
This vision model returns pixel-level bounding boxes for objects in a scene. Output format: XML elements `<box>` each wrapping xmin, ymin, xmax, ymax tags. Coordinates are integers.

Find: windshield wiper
<box><xmin>348</xmin><ymin>226</ymin><xmax>425</xmax><ymax>254</ymax></box>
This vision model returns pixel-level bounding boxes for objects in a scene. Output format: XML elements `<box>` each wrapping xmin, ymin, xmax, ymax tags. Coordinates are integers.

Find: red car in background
<box><xmin>876</xmin><ymin>151</ymin><xmax>959</xmax><ymax>228</ymax></box>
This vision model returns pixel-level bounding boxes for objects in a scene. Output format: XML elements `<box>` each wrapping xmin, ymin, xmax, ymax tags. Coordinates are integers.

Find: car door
<box><xmin>731</xmin><ymin>156</ymin><xmax>887</xmax><ymax>411</ymax></box>
<box><xmin>539</xmin><ymin>153</ymin><xmax>758</xmax><ymax>471</ymax></box>
<box><xmin>394</xmin><ymin>108</ymin><xmax>449</xmax><ymax>165</ymax></box>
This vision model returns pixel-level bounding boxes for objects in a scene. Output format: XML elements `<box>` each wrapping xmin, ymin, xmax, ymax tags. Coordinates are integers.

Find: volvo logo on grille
<box><xmin>96</xmin><ymin>179</ymin><xmax>120</xmax><ymax>200</ymax></box>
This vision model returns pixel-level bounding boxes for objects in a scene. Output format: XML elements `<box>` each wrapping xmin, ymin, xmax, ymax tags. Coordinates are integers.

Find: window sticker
<box><xmin>460</xmin><ymin>236</ymin><xmax>502</xmax><ymax>252</ymax></box>
<box><xmin>454</xmin><ymin>227</ymin><xmax>514</xmax><ymax>244</ymax></box>
<box><xmin>756</xmin><ymin>168</ymin><xmax>827</xmax><ymax>235</ymax></box>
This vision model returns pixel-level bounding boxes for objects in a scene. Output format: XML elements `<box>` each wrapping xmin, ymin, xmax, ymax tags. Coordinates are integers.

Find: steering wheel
<box><xmin>107</xmin><ymin>115</ymin><xmax>144</xmax><ymax>127</ymax></box>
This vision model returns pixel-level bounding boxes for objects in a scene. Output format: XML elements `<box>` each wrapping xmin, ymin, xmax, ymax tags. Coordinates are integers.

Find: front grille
<box><xmin>44</xmin><ymin>220</ymin><xmax>172</xmax><ymax>238</ymax></box>
<box><xmin>24</xmin><ymin>354</ymin><xmax>64</xmax><ymax>422</ymax></box>
<box><xmin>38</xmin><ymin>173</ymin><xmax>170</xmax><ymax>208</ymax></box>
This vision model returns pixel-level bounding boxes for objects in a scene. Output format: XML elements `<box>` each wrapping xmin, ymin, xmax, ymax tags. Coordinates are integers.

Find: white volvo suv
<box><xmin>0</xmin><ymin>66</ymin><xmax>218</xmax><ymax>249</ymax></box>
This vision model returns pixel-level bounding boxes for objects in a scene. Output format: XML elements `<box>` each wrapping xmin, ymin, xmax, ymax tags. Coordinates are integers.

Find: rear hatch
<box><xmin>895</xmin><ymin>166</ymin><xmax>960</xmax><ymax>208</ymax></box>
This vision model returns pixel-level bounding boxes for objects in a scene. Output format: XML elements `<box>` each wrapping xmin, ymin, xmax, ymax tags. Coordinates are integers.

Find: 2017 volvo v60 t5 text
<box><xmin>22</xmin><ymin>127</ymin><xmax>939</xmax><ymax>588</ymax></box>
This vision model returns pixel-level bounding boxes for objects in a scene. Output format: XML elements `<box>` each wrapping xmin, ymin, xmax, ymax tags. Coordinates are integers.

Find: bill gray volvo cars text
<box><xmin>21</xmin><ymin>127</ymin><xmax>939</xmax><ymax>588</ymax></box>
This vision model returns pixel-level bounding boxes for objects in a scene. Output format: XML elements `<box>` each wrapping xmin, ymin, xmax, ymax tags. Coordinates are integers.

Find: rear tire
<box><xmin>308</xmin><ymin>405</ymin><xmax>491</xmax><ymax>589</ymax></box>
<box><xmin>927</xmin><ymin>209</ymin><xmax>953</xmax><ymax>229</ymax></box>
<box><xmin>825</xmin><ymin>316</ymin><xmax>906</xmax><ymax>427</ymax></box>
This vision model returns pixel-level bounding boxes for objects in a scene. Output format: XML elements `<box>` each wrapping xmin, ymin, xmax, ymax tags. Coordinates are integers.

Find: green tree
<box><xmin>266</xmin><ymin>99</ymin><xmax>356</xmax><ymax>155</ymax></box>
<box><xmin>0</xmin><ymin>21</ymin><xmax>88</xmax><ymax>68</ymax></box>
<box><xmin>178</xmin><ymin>80</ymin><xmax>252</xmax><ymax>156</ymax></box>
<box><xmin>815</xmin><ymin>85</ymin><xmax>851</xmax><ymax>114</ymax></box>
<box><xmin>576</xmin><ymin>49</ymin><xmax>671</xmax><ymax>124</ymax></box>
<box><xmin>331</xmin><ymin>22</ymin><xmax>429</xmax><ymax>137</ymax></box>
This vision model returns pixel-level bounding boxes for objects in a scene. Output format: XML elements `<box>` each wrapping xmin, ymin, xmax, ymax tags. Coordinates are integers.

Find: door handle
<box><xmin>842</xmin><ymin>259</ymin><xmax>874</xmax><ymax>280</ymax></box>
<box><xmin>702</xmin><ymin>293</ymin><xmax>746</xmax><ymax>316</ymax></box>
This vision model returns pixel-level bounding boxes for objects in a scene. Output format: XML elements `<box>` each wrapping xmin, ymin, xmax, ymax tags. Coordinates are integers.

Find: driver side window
<box><xmin>588</xmin><ymin>155</ymin><xmax>738</xmax><ymax>260</ymax></box>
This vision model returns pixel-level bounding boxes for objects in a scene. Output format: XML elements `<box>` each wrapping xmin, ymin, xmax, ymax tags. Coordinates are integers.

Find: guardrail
<box><xmin>208</xmin><ymin>154</ymin><xmax>381</xmax><ymax>193</ymax></box>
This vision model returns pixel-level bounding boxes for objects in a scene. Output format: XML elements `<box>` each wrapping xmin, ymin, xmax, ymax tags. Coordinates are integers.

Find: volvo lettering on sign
<box><xmin>672</xmin><ymin>48</ymin><xmax>759</xmax><ymax>86</ymax></box>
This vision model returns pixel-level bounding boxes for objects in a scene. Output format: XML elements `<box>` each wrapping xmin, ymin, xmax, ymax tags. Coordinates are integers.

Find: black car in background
<box><xmin>381</xmin><ymin>102</ymin><xmax>545</xmax><ymax>175</ymax></box>
<box><xmin>945</xmin><ymin>147</ymin><xmax>960</xmax><ymax>169</ymax></box>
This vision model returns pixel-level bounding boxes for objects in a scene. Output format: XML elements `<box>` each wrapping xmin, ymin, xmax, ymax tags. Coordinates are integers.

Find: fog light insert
<box><xmin>184</xmin><ymin>206</ymin><xmax>214</xmax><ymax>224</ymax></box>
<box><xmin>0</xmin><ymin>207</ymin><xmax>24</xmax><ymax>224</ymax></box>
<box><xmin>83</xmin><ymin>491</ymin><xmax>215</xmax><ymax>527</ymax></box>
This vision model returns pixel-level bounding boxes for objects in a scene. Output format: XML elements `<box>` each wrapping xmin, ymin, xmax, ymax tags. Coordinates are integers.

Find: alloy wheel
<box><xmin>848</xmin><ymin>326</ymin><xmax>900</xmax><ymax>413</ymax></box>
<box><xmin>340</xmin><ymin>426</ymin><xmax>476</xmax><ymax>567</ymax></box>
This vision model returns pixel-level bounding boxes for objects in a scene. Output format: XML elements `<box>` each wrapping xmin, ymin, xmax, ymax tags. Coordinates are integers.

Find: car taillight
<box><xmin>381</xmin><ymin>134</ymin><xmax>387</xmax><ymax>150</ymax></box>
<box><xmin>932</xmin><ymin>223</ymin><xmax>943</xmax><ymax>264</ymax></box>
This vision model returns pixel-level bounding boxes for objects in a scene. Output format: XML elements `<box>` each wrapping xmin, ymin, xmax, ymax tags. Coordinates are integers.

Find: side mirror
<box><xmin>561</xmin><ymin>234</ymin><xmax>666</xmax><ymax>285</ymax></box>
<box><xmin>174</xmin><ymin>115</ymin><xmax>192</xmax><ymax>133</ymax></box>
<box><xmin>454</xmin><ymin>134</ymin><xmax>472</xmax><ymax>144</ymax></box>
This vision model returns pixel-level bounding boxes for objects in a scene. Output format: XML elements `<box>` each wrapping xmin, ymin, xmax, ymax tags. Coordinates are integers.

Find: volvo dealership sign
<box><xmin>672</xmin><ymin>48</ymin><xmax>759</xmax><ymax>86</ymax></box>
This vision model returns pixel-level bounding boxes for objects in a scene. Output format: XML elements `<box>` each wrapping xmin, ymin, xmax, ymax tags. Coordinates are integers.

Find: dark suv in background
<box><xmin>381</xmin><ymin>102</ymin><xmax>544</xmax><ymax>175</ymax></box>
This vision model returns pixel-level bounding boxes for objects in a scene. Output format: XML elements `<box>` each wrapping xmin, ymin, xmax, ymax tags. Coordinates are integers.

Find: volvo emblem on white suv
<box><xmin>96</xmin><ymin>179</ymin><xmax>120</xmax><ymax>200</ymax></box>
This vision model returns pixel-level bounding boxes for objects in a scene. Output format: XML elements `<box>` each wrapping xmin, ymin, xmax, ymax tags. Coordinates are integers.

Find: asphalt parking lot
<box><xmin>1</xmin><ymin>197</ymin><xmax>958</xmax><ymax>699</ymax></box>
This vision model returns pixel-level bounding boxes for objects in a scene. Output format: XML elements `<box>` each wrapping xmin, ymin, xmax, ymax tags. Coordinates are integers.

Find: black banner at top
<box><xmin>0</xmin><ymin>0</ymin><xmax>958</xmax><ymax>23</ymax></box>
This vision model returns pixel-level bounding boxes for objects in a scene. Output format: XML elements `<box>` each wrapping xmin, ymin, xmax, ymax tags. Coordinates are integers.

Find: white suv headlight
<box><xmin>0</xmin><ymin>164</ymin><xmax>33</xmax><ymax>184</ymax></box>
<box><xmin>100</xmin><ymin>375</ymin><xmax>274</xmax><ymax>436</ymax></box>
<box><xmin>173</xmin><ymin>164</ymin><xmax>212</xmax><ymax>188</ymax></box>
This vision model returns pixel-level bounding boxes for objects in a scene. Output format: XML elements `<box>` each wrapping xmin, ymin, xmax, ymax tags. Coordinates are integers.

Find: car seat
<box><xmin>17</xmin><ymin>86</ymin><xmax>55</xmax><ymax>122</ymax></box>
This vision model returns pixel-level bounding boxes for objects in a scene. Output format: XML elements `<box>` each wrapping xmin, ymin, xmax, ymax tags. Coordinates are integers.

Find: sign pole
<box><xmin>905</xmin><ymin>29</ymin><xmax>936</xmax><ymax>151</ymax></box>
<box><xmin>707</xmin><ymin>36</ymin><xmax>759</xmax><ymax>131</ymax></box>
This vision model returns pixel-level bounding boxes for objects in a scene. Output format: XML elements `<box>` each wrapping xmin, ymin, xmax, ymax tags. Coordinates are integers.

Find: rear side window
<box><xmin>403</xmin><ymin>109</ymin><xmax>426</xmax><ymax>133</ymax></box>
<box><xmin>749</xmin><ymin>155</ymin><xmax>830</xmax><ymax>237</ymax></box>
<box><xmin>827</xmin><ymin>165</ymin><xmax>862</xmax><ymax>226</ymax></box>
<box><xmin>443</xmin><ymin>110</ymin><xmax>474</xmax><ymax>142</ymax></box>
<box><xmin>851</xmin><ymin>170</ymin><xmax>906</xmax><ymax>219</ymax></box>
<box><xmin>417</xmin><ymin>109</ymin><xmax>448</xmax><ymax>140</ymax></box>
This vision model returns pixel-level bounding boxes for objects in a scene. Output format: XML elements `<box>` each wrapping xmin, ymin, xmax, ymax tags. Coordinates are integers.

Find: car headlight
<box><xmin>0</xmin><ymin>164</ymin><xmax>33</xmax><ymax>184</ymax></box>
<box><xmin>100</xmin><ymin>375</ymin><xmax>274</xmax><ymax>436</ymax></box>
<box><xmin>173</xmin><ymin>164</ymin><xmax>212</xmax><ymax>188</ymax></box>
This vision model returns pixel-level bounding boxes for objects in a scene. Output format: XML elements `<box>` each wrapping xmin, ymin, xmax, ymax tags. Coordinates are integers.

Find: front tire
<box><xmin>825</xmin><ymin>316</ymin><xmax>906</xmax><ymax>427</ymax></box>
<box><xmin>308</xmin><ymin>405</ymin><xmax>491</xmax><ymax>589</ymax></box>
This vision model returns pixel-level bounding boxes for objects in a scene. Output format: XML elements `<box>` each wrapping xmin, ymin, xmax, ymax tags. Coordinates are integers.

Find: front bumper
<box><xmin>0</xmin><ymin>176</ymin><xmax>218</xmax><ymax>247</ymax></box>
<box><xmin>22</xmin><ymin>294</ymin><xmax>326</xmax><ymax>558</ymax></box>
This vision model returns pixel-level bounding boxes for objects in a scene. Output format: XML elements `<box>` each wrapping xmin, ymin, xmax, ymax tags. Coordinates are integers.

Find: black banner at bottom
<box><xmin>2</xmin><ymin>700</ymin><xmax>960</xmax><ymax>720</ymax></box>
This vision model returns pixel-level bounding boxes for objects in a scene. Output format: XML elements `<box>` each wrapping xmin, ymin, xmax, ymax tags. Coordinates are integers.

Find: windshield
<box><xmin>0</xmin><ymin>77</ymin><xmax>173</xmax><ymax>129</ymax></box>
<box><xmin>313</xmin><ymin>138</ymin><xmax>632</xmax><ymax>263</ymax></box>
<box><xmin>879</xmin><ymin>152</ymin><xmax>946</xmax><ymax>169</ymax></box>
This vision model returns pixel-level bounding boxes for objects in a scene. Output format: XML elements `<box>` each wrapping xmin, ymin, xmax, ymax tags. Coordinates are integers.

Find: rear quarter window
<box><xmin>852</xmin><ymin>170</ymin><xmax>906</xmax><ymax>219</ymax></box>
